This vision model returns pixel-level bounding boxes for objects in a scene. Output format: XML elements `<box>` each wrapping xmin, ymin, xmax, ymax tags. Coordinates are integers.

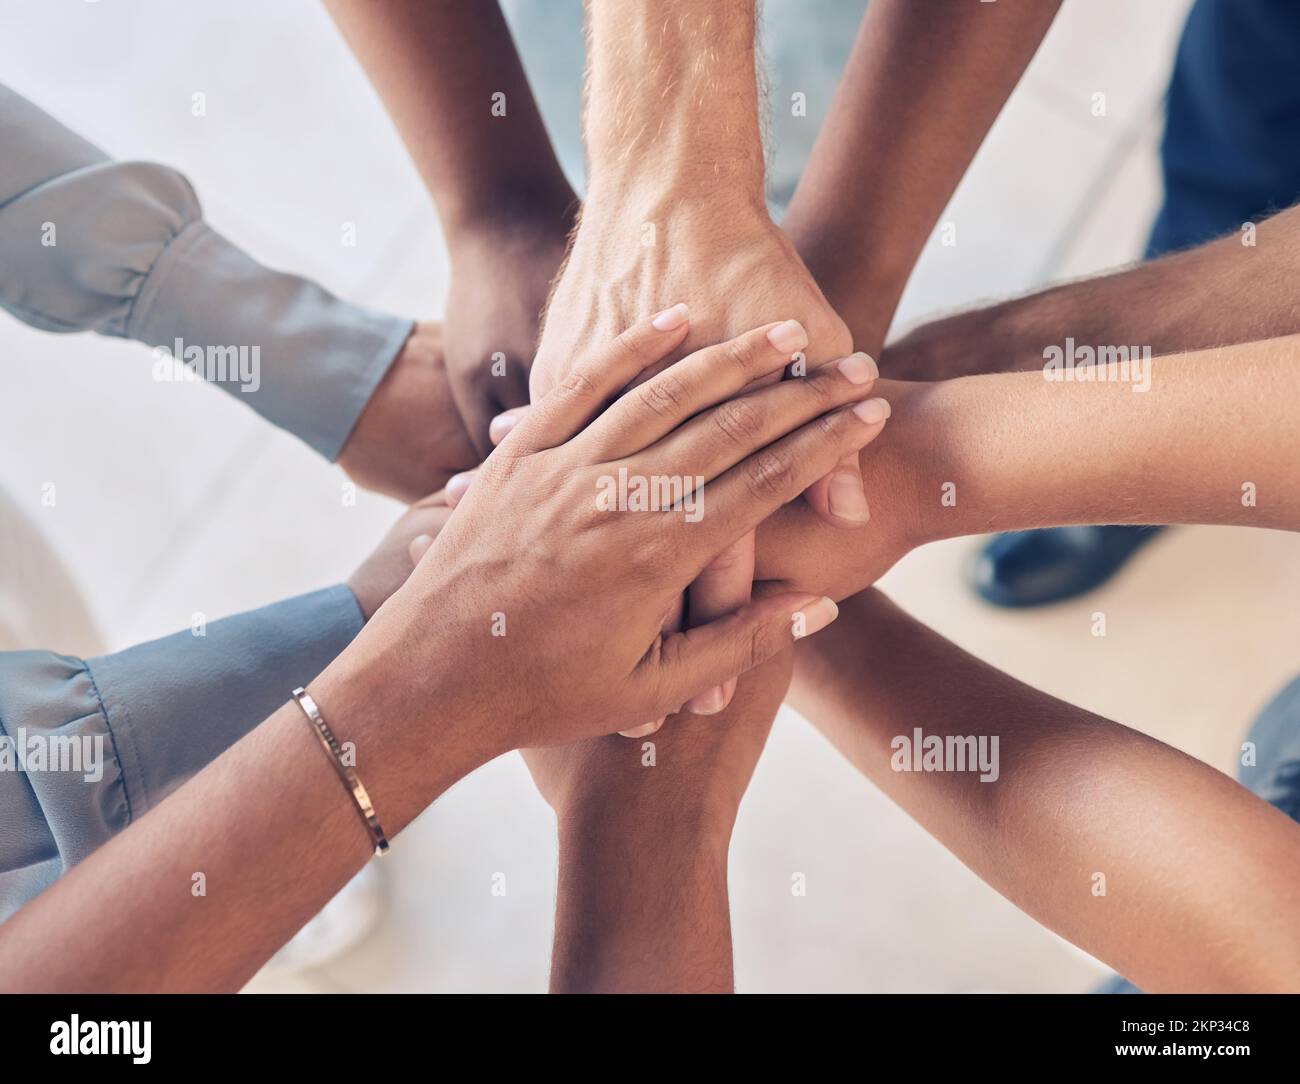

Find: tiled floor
<box><xmin>4</xmin><ymin>0</ymin><xmax>1298</xmax><ymax>993</ymax></box>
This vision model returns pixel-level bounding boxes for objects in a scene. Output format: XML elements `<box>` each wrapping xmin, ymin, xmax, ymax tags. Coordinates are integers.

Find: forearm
<box><xmin>551</xmin><ymin>802</ymin><xmax>734</xmax><ymax>993</ymax></box>
<box><xmin>583</xmin><ymin>0</ymin><xmax>765</xmax><ymax>211</ymax></box>
<box><xmin>757</xmin><ymin>339</ymin><xmax>1300</xmax><ymax>598</ymax></box>
<box><xmin>885</xmin><ymin>201</ymin><xmax>1300</xmax><ymax>379</ymax></box>
<box><xmin>788</xmin><ymin>589</ymin><xmax>1300</xmax><ymax>992</ymax></box>
<box><xmin>783</xmin><ymin>0</ymin><xmax>1062</xmax><ymax>352</ymax></box>
<box><xmin>542</xmin><ymin>651</ymin><xmax>791</xmax><ymax>993</ymax></box>
<box><xmin>324</xmin><ymin>0</ymin><xmax>575</xmax><ymax>245</ymax></box>
<box><xmin>0</xmin><ymin>619</ymin><xmax>493</xmax><ymax>992</ymax></box>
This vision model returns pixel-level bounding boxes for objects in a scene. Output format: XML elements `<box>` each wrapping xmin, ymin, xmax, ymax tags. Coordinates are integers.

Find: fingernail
<box><xmin>827</xmin><ymin>471</ymin><xmax>870</xmax><ymax>523</ymax></box>
<box><xmin>686</xmin><ymin>684</ymin><xmax>728</xmax><ymax>716</ymax></box>
<box><xmin>620</xmin><ymin>720</ymin><xmax>662</xmax><ymax>738</ymax></box>
<box><xmin>652</xmin><ymin>302</ymin><xmax>689</xmax><ymax>331</ymax></box>
<box><xmin>445</xmin><ymin>473</ymin><xmax>472</xmax><ymax>507</ymax></box>
<box><xmin>767</xmin><ymin>319</ymin><xmax>809</xmax><ymax>354</ymax></box>
<box><xmin>793</xmin><ymin>597</ymin><xmax>839</xmax><ymax>639</ymax></box>
<box><xmin>852</xmin><ymin>397</ymin><xmax>891</xmax><ymax>425</ymax></box>
<box><xmin>488</xmin><ymin>411</ymin><xmax>519</xmax><ymax>443</ymax></box>
<box><xmin>836</xmin><ymin>352</ymin><xmax>878</xmax><ymax>384</ymax></box>
<box><xmin>408</xmin><ymin>533</ymin><xmax>434</xmax><ymax>564</ymax></box>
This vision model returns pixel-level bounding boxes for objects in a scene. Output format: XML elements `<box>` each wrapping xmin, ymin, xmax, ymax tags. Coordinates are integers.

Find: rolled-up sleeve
<box><xmin>0</xmin><ymin>585</ymin><xmax>364</xmax><ymax>919</ymax></box>
<box><xmin>0</xmin><ymin>83</ymin><xmax>413</xmax><ymax>460</ymax></box>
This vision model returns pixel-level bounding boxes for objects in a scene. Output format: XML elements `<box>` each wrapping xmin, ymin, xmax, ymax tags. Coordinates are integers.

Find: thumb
<box><xmin>649</xmin><ymin>593</ymin><xmax>838</xmax><ymax>711</ymax></box>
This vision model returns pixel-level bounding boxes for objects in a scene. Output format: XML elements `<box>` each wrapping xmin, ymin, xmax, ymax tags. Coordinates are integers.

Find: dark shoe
<box><xmin>969</xmin><ymin>526</ymin><xmax>1165</xmax><ymax>608</ymax></box>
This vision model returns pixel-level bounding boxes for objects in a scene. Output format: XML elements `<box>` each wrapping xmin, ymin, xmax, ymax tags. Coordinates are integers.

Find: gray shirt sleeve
<box><xmin>0</xmin><ymin>585</ymin><xmax>364</xmax><ymax>919</ymax></box>
<box><xmin>0</xmin><ymin>83</ymin><xmax>413</xmax><ymax>460</ymax></box>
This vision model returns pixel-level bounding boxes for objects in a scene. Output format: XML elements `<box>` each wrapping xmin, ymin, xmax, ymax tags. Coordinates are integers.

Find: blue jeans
<box><xmin>1147</xmin><ymin>0</ymin><xmax>1300</xmax><ymax>258</ymax></box>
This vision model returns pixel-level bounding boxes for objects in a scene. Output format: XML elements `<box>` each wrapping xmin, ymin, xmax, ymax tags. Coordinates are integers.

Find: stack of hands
<box><xmin>5</xmin><ymin>0</ymin><xmax>1299</xmax><ymax>997</ymax></box>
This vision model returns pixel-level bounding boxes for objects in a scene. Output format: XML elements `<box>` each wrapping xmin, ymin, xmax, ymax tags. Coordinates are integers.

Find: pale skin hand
<box><xmin>324</xmin><ymin>0</ymin><xmax>577</xmax><ymax>455</ymax></box>
<box><xmin>0</xmin><ymin>314</ymin><xmax>891</xmax><ymax>992</ymax></box>
<box><xmin>789</xmin><ymin>588</ymin><xmax>1300</xmax><ymax>993</ymax></box>
<box><xmin>535</xmin><ymin>0</ymin><xmax>863</xmax><ymax>718</ymax></box>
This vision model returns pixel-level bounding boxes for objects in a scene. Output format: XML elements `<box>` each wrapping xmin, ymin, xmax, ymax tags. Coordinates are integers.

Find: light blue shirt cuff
<box><xmin>126</xmin><ymin>219</ymin><xmax>414</xmax><ymax>460</ymax></box>
<box><xmin>0</xmin><ymin>585</ymin><xmax>364</xmax><ymax>919</ymax></box>
<box><xmin>0</xmin><ymin>83</ymin><xmax>413</xmax><ymax>460</ymax></box>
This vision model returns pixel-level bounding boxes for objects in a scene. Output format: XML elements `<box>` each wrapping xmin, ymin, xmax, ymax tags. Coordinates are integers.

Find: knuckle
<box><xmin>744</xmin><ymin>446</ymin><xmax>796</xmax><ymax>500</ymax></box>
<box><xmin>742</xmin><ymin>613</ymin><xmax>774</xmax><ymax>672</ymax></box>
<box><xmin>614</xmin><ymin>324</ymin><xmax>652</xmax><ymax>365</ymax></box>
<box><xmin>805</xmin><ymin>368</ymin><xmax>842</xmax><ymax>404</ymax></box>
<box><xmin>711</xmin><ymin>397</ymin><xmax>765</xmax><ymax>447</ymax></box>
<box><xmin>724</xmin><ymin>335</ymin><xmax>760</xmax><ymax>378</ymax></box>
<box><xmin>816</xmin><ymin>409</ymin><xmax>843</xmax><ymax>440</ymax></box>
<box><xmin>554</xmin><ymin>367</ymin><xmax>599</xmax><ymax>402</ymax></box>
<box><xmin>636</xmin><ymin>372</ymin><xmax>689</xmax><ymax>419</ymax></box>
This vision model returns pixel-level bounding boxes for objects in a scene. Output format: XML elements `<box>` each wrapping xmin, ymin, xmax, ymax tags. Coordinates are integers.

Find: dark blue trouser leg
<box><xmin>1147</xmin><ymin>0</ymin><xmax>1300</xmax><ymax>259</ymax></box>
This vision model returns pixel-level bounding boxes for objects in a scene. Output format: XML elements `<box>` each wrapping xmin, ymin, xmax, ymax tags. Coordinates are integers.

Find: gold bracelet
<box><xmin>291</xmin><ymin>687</ymin><xmax>390</xmax><ymax>856</ymax></box>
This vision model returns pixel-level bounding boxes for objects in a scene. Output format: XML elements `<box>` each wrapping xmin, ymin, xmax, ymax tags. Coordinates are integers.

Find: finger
<box><xmin>508</xmin><ymin>304</ymin><xmax>690</xmax><ymax>454</ymax></box>
<box><xmin>685</xmin><ymin>397</ymin><xmax>891</xmax><ymax>572</ymax></box>
<box><xmin>618</xmin><ymin>592</ymin><xmax>682</xmax><ymax>737</ymax></box>
<box><xmin>682</xmin><ymin>532</ymin><xmax>755</xmax><ymax>715</ymax></box>
<box><xmin>448</xmin><ymin>375</ymin><xmax>500</xmax><ymax>461</ymax></box>
<box><xmin>635</xmin><ymin>351</ymin><xmax>878</xmax><ymax>486</ymax></box>
<box><xmin>581</xmin><ymin>319</ymin><xmax>810</xmax><ymax>461</ymax></box>
<box><xmin>618</xmin><ymin>719</ymin><xmax>665</xmax><ymax>739</ymax></box>
<box><xmin>641</xmin><ymin>593</ymin><xmax>839</xmax><ymax>715</ymax></box>
<box><xmin>444</xmin><ymin>470</ymin><xmax>477</xmax><ymax>508</ymax></box>
<box><xmin>801</xmin><ymin>453</ymin><xmax>872</xmax><ymax>526</ymax></box>
<box><xmin>489</xmin><ymin>406</ymin><xmax>530</xmax><ymax>446</ymax></box>
<box><xmin>408</xmin><ymin>532</ymin><xmax>436</xmax><ymax>566</ymax></box>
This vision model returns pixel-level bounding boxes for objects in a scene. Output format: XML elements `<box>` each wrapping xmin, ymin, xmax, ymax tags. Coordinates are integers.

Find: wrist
<box><xmin>553</xmin><ymin>756</ymin><xmax>740</xmax><ymax>855</ymax></box>
<box><xmin>784</xmin><ymin>212</ymin><xmax>905</xmax><ymax>358</ymax></box>
<box><xmin>442</xmin><ymin>188</ymin><xmax>576</xmax><ymax>260</ymax></box>
<box><xmin>583</xmin><ymin>2</ymin><xmax>765</xmax><ymax>209</ymax></box>
<box><xmin>879</xmin><ymin>372</ymin><xmax>1050</xmax><ymax>547</ymax></box>
<box><xmin>306</xmin><ymin>608</ymin><xmax>504</xmax><ymax>833</ymax></box>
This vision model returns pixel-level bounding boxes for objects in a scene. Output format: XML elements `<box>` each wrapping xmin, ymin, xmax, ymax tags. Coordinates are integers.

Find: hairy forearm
<box><xmin>583</xmin><ymin>0</ymin><xmax>764</xmax><ymax>209</ymax></box>
<box><xmin>757</xmin><ymin>338</ymin><xmax>1300</xmax><ymax>599</ymax></box>
<box><xmin>788</xmin><ymin>590</ymin><xmax>1300</xmax><ymax>992</ymax></box>
<box><xmin>886</xmin><ymin>201</ymin><xmax>1300</xmax><ymax>379</ymax></box>
<box><xmin>784</xmin><ymin>0</ymin><xmax>1062</xmax><ymax>351</ymax></box>
<box><xmin>324</xmin><ymin>0</ymin><xmax>575</xmax><ymax>243</ymax></box>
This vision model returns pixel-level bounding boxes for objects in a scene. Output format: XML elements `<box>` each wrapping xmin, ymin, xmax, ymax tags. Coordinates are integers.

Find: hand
<box><xmin>523</xmin><ymin>623</ymin><xmax>790</xmax><ymax>825</ymax></box>
<box><xmin>442</xmin><ymin>214</ymin><xmax>573</xmax><ymax>456</ymax></box>
<box><xmin>879</xmin><ymin>305</ymin><xmax>1027</xmax><ymax>382</ymax></box>
<box><xmin>522</xmin><ymin>645</ymin><xmax>792</xmax><ymax>993</ymax></box>
<box><xmin>460</xmin><ymin>379</ymin><xmax>921</xmax><ymax>614</ymax></box>
<box><xmin>336</xmin><ymin>322</ymin><xmax>478</xmax><ymax>502</ymax></box>
<box><xmin>754</xmin><ymin>378</ymin><xmax>924</xmax><ymax>601</ymax></box>
<box><xmin>312</xmin><ymin>311</ymin><xmax>889</xmax><ymax>789</ymax></box>
<box><xmin>346</xmin><ymin>492</ymin><xmax>453</xmax><ymax>621</ymax></box>
<box><xmin>532</xmin><ymin>197</ymin><xmax>871</xmax><ymax>715</ymax></box>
